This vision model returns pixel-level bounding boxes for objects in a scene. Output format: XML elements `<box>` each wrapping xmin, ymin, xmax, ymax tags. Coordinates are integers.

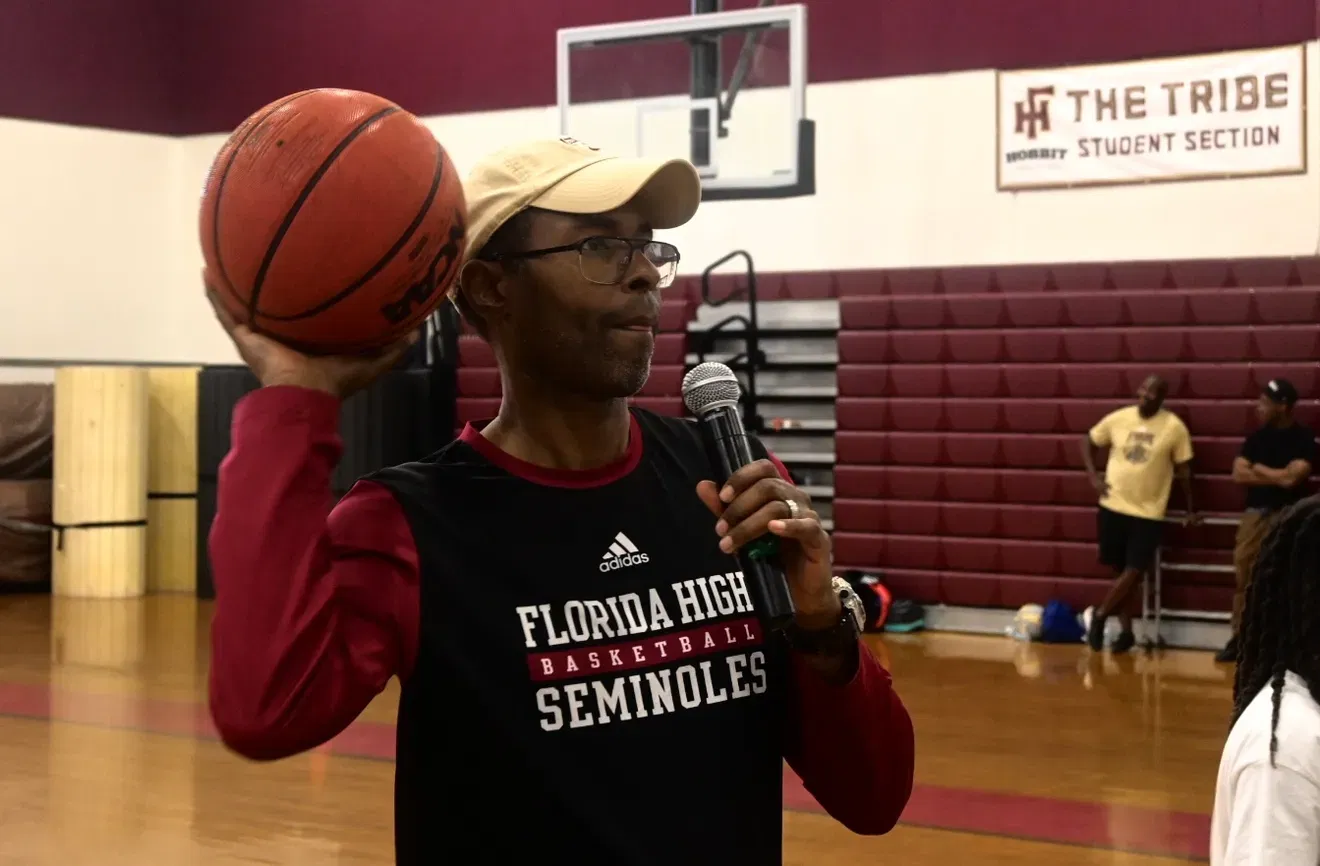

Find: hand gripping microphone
<box><xmin>682</xmin><ymin>362</ymin><xmax>796</xmax><ymax>632</ymax></box>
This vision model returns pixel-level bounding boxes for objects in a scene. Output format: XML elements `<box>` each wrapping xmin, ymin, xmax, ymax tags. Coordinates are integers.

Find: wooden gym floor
<box><xmin>0</xmin><ymin>594</ymin><xmax>1225</xmax><ymax>864</ymax></box>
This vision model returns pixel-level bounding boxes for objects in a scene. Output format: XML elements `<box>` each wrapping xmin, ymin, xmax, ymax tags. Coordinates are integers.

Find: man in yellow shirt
<box><xmin>1080</xmin><ymin>375</ymin><xmax>1198</xmax><ymax>653</ymax></box>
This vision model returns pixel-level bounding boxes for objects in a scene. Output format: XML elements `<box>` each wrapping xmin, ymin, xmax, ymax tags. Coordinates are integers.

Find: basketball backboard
<box><xmin>557</xmin><ymin>4</ymin><xmax>813</xmax><ymax>201</ymax></box>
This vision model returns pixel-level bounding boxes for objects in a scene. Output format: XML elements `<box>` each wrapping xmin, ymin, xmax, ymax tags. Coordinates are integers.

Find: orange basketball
<box><xmin>199</xmin><ymin>89</ymin><xmax>467</xmax><ymax>354</ymax></box>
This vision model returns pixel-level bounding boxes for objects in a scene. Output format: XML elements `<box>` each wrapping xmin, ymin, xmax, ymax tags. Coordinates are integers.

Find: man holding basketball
<box><xmin>206</xmin><ymin>137</ymin><xmax>913</xmax><ymax>865</ymax></box>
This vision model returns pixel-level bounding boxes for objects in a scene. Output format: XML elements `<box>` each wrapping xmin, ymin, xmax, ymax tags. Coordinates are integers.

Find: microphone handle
<box><xmin>698</xmin><ymin>406</ymin><xmax>797</xmax><ymax>632</ymax></box>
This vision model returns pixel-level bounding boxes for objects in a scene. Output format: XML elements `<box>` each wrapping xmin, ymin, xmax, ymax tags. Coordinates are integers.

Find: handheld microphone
<box><xmin>682</xmin><ymin>362</ymin><xmax>796</xmax><ymax>632</ymax></box>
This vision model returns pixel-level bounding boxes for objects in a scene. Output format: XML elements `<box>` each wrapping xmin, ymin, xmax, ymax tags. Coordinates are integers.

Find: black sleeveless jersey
<box><xmin>368</xmin><ymin>409</ymin><xmax>792</xmax><ymax>865</ymax></box>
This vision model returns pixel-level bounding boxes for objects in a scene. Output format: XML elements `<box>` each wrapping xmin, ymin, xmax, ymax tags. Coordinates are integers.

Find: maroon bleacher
<box><xmin>830</xmin><ymin>257</ymin><xmax>1320</xmax><ymax>613</ymax></box>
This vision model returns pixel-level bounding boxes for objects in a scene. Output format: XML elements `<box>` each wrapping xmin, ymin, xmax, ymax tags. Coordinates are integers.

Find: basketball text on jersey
<box><xmin>515</xmin><ymin>571</ymin><xmax>768</xmax><ymax>732</ymax></box>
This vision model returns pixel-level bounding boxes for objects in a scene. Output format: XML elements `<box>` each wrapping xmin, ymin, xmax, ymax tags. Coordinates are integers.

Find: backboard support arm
<box><xmin>690</xmin><ymin>0</ymin><xmax>721</xmax><ymax>167</ymax></box>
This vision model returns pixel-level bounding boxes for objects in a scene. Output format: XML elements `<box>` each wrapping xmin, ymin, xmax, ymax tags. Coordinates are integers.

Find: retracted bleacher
<box><xmin>833</xmin><ymin>257</ymin><xmax>1320</xmax><ymax>614</ymax></box>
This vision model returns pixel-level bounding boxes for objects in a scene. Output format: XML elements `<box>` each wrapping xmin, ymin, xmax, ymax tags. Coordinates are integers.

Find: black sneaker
<box><xmin>1086</xmin><ymin>613</ymin><xmax>1107</xmax><ymax>651</ymax></box>
<box><xmin>1111</xmin><ymin>630</ymin><xmax>1136</xmax><ymax>654</ymax></box>
<box><xmin>1215</xmin><ymin>637</ymin><xmax>1238</xmax><ymax>664</ymax></box>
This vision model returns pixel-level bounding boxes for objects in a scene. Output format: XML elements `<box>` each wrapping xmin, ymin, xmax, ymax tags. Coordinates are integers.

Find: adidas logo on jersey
<box><xmin>599</xmin><ymin>532</ymin><xmax>650</xmax><ymax>573</ymax></box>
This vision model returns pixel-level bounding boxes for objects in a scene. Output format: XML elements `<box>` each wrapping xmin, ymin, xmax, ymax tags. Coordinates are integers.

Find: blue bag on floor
<box><xmin>1037</xmin><ymin>600</ymin><xmax>1084</xmax><ymax>643</ymax></box>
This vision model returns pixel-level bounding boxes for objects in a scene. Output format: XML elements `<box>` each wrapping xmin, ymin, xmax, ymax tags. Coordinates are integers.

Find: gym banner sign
<box><xmin>996</xmin><ymin>44</ymin><xmax>1307</xmax><ymax>191</ymax></box>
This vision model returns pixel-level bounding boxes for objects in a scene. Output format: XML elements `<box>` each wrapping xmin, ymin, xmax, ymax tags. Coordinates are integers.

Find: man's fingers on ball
<box><xmin>205</xmin><ymin>283</ymin><xmax>239</xmax><ymax>333</ymax></box>
<box><xmin>375</xmin><ymin>338</ymin><xmax>415</xmax><ymax>368</ymax></box>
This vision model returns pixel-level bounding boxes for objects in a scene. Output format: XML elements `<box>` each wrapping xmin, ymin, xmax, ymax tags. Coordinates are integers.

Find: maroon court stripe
<box><xmin>0</xmin><ymin>680</ymin><xmax>1209</xmax><ymax>859</ymax></box>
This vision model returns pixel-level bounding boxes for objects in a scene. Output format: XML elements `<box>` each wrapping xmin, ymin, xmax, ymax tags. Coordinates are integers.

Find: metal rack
<box><xmin>1141</xmin><ymin>512</ymin><xmax>1238</xmax><ymax>651</ymax></box>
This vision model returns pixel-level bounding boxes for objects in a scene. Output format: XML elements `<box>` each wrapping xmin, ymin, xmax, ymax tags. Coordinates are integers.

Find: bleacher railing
<box><xmin>696</xmin><ymin>249</ymin><xmax>764</xmax><ymax>431</ymax></box>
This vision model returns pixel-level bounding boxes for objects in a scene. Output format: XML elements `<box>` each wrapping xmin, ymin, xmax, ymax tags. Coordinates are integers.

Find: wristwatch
<box><xmin>784</xmin><ymin>576</ymin><xmax>866</xmax><ymax>656</ymax></box>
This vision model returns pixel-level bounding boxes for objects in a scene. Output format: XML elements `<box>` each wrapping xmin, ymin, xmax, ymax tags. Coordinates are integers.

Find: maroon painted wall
<box><xmin>0</xmin><ymin>0</ymin><xmax>179</xmax><ymax>132</ymax></box>
<box><xmin>2</xmin><ymin>0</ymin><xmax>1316</xmax><ymax>135</ymax></box>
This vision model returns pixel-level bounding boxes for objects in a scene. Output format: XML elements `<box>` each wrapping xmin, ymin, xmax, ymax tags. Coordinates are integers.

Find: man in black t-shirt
<box><xmin>1217</xmin><ymin>378</ymin><xmax>1315</xmax><ymax>663</ymax></box>
<box><xmin>204</xmin><ymin>137</ymin><xmax>914</xmax><ymax>865</ymax></box>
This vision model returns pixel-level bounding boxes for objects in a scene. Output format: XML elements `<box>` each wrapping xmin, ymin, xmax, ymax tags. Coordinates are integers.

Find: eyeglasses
<box><xmin>485</xmin><ymin>236</ymin><xmax>681</xmax><ymax>288</ymax></box>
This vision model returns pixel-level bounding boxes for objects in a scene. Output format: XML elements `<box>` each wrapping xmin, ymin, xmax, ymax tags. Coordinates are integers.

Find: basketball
<box><xmin>199</xmin><ymin>88</ymin><xmax>467</xmax><ymax>354</ymax></box>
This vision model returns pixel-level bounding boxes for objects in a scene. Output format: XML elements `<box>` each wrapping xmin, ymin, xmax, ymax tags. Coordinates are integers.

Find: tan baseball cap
<box><xmin>458</xmin><ymin>137</ymin><xmax>703</xmax><ymax>277</ymax></box>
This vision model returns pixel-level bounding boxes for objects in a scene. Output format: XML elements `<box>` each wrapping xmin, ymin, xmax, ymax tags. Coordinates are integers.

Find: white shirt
<box><xmin>1212</xmin><ymin>671</ymin><xmax>1320</xmax><ymax>865</ymax></box>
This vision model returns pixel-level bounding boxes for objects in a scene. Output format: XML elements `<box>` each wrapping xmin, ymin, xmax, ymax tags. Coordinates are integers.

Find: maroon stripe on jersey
<box><xmin>528</xmin><ymin>616</ymin><xmax>763</xmax><ymax>682</ymax></box>
<box><xmin>458</xmin><ymin>413</ymin><xmax>644</xmax><ymax>488</ymax></box>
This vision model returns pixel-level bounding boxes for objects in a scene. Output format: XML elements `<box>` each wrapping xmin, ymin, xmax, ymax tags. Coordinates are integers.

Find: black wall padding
<box><xmin>428</xmin><ymin>356</ymin><xmax>457</xmax><ymax>448</ymax></box>
<box><xmin>333</xmin><ymin>369</ymin><xmax>440</xmax><ymax>494</ymax></box>
<box><xmin>197</xmin><ymin>366</ymin><xmax>261</xmax><ymax>479</ymax></box>
<box><xmin>196</xmin><ymin>478</ymin><xmax>218</xmax><ymax>600</ymax></box>
<box><xmin>196</xmin><ymin>366</ymin><xmax>259</xmax><ymax>599</ymax></box>
<box><xmin>194</xmin><ymin>362</ymin><xmax>457</xmax><ymax>598</ymax></box>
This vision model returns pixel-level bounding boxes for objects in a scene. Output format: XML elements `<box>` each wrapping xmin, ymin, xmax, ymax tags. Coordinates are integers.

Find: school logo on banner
<box><xmin>996</xmin><ymin>44</ymin><xmax>1308</xmax><ymax>191</ymax></box>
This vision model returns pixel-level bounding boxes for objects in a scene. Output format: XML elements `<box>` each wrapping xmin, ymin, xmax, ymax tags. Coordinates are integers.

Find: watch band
<box><xmin>784</xmin><ymin>577</ymin><xmax>865</xmax><ymax>656</ymax></box>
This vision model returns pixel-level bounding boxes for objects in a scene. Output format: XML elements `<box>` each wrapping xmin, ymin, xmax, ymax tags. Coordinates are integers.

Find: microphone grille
<box><xmin>681</xmin><ymin>362</ymin><xmax>743</xmax><ymax>416</ymax></box>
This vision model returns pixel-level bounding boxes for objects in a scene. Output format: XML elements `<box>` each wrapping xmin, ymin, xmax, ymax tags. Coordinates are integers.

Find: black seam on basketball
<box><xmin>211</xmin><ymin>90</ymin><xmax>317</xmax><ymax>299</ymax></box>
<box><xmin>256</xmin><ymin>142</ymin><xmax>446</xmax><ymax>322</ymax></box>
<box><xmin>247</xmin><ymin>105</ymin><xmax>401</xmax><ymax>319</ymax></box>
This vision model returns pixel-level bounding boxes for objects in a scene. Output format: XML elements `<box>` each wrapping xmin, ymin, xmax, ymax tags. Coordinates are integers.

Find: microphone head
<box><xmin>682</xmin><ymin>362</ymin><xmax>743</xmax><ymax>417</ymax></box>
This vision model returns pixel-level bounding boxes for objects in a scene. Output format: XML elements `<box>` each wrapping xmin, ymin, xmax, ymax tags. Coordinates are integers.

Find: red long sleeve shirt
<box><xmin>207</xmin><ymin>386</ymin><xmax>914</xmax><ymax>836</ymax></box>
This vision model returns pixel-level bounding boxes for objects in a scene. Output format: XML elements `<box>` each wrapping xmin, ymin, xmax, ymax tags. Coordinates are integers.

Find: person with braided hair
<box><xmin>1210</xmin><ymin>494</ymin><xmax>1320</xmax><ymax>865</ymax></box>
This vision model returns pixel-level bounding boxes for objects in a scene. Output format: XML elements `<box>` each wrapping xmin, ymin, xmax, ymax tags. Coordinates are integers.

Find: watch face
<box><xmin>832</xmin><ymin>577</ymin><xmax>866</xmax><ymax>633</ymax></box>
<box><xmin>845</xmin><ymin>598</ymin><xmax>866</xmax><ymax>632</ymax></box>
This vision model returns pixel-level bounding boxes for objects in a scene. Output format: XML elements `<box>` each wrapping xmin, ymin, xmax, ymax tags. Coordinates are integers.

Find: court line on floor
<box><xmin>782</xmin><ymin>774</ymin><xmax>1208</xmax><ymax>861</ymax></box>
<box><xmin>0</xmin><ymin>680</ymin><xmax>1210</xmax><ymax>860</ymax></box>
<box><xmin>883</xmin><ymin>823</ymin><xmax>1205</xmax><ymax>864</ymax></box>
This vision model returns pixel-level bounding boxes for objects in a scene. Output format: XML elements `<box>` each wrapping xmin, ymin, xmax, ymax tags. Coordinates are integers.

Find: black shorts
<box><xmin>1096</xmin><ymin>506</ymin><xmax>1164</xmax><ymax>572</ymax></box>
